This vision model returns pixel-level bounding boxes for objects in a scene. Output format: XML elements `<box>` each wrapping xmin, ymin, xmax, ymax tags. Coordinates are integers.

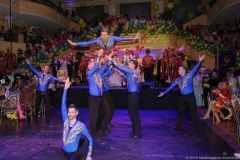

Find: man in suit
<box><xmin>50</xmin><ymin>56</ymin><xmax>60</xmax><ymax>77</ymax></box>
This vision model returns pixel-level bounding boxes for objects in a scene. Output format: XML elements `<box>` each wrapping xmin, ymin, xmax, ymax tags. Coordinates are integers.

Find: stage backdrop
<box><xmin>218</xmin><ymin>50</ymin><xmax>236</xmax><ymax>69</ymax></box>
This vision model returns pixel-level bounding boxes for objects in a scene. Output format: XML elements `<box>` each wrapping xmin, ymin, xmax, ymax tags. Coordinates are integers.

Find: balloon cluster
<box><xmin>18</xmin><ymin>42</ymin><xmax>72</xmax><ymax>69</ymax></box>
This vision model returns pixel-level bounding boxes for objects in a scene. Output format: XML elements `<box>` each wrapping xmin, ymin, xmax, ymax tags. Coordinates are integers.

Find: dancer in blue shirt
<box><xmin>107</xmin><ymin>54</ymin><xmax>142</xmax><ymax>139</ymax></box>
<box><xmin>87</xmin><ymin>49</ymin><xmax>111</xmax><ymax>140</ymax></box>
<box><xmin>67</xmin><ymin>28</ymin><xmax>139</xmax><ymax>51</ymax></box>
<box><xmin>62</xmin><ymin>78</ymin><xmax>92</xmax><ymax>160</ymax></box>
<box><xmin>26</xmin><ymin>59</ymin><xmax>65</xmax><ymax>124</ymax></box>
<box><xmin>158</xmin><ymin>55</ymin><xmax>205</xmax><ymax>136</ymax></box>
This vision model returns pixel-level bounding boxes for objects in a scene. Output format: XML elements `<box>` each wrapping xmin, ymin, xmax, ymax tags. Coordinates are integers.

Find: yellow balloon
<box><xmin>78</xmin><ymin>18</ymin><xmax>84</xmax><ymax>25</ymax></box>
<box><xmin>81</xmin><ymin>22</ymin><xmax>86</xmax><ymax>28</ymax></box>
<box><xmin>153</xmin><ymin>4</ymin><xmax>159</xmax><ymax>11</ymax></box>
<box><xmin>80</xmin><ymin>0</ymin><xmax>85</xmax><ymax>7</ymax></box>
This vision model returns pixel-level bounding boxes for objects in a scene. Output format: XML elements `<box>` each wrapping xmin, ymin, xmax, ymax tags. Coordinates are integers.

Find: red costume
<box><xmin>78</xmin><ymin>54</ymin><xmax>89</xmax><ymax>82</ymax></box>
<box><xmin>142</xmin><ymin>55</ymin><xmax>154</xmax><ymax>68</ymax></box>
<box><xmin>174</xmin><ymin>54</ymin><xmax>182</xmax><ymax>79</ymax></box>
<box><xmin>168</xmin><ymin>55</ymin><xmax>175</xmax><ymax>82</ymax></box>
<box><xmin>160</xmin><ymin>50</ymin><xmax>169</xmax><ymax>80</ymax></box>
<box><xmin>212</xmin><ymin>88</ymin><xmax>231</xmax><ymax>113</ymax></box>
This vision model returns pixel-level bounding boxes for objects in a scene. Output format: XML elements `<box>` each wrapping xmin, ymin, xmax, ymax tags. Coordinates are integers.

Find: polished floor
<box><xmin>0</xmin><ymin>108</ymin><xmax>237</xmax><ymax>160</ymax></box>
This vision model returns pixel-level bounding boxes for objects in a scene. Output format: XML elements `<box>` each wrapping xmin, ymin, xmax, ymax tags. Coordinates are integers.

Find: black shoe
<box><xmin>108</xmin><ymin>124</ymin><xmax>115</xmax><ymax>127</ymax></box>
<box><xmin>173</xmin><ymin>127</ymin><xmax>182</xmax><ymax>131</ymax></box>
<box><xmin>93</xmin><ymin>136</ymin><xmax>101</xmax><ymax>141</ymax></box>
<box><xmin>104</xmin><ymin>131</ymin><xmax>110</xmax><ymax>136</ymax></box>
<box><xmin>195</xmin><ymin>131</ymin><xmax>200</xmax><ymax>136</ymax></box>
<box><xmin>130</xmin><ymin>135</ymin><xmax>141</xmax><ymax>139</ymax></box>
<box><xmin>130</xmin><ymin>130</ymin><xmax>135</xmax><ymax>135</ymax></box>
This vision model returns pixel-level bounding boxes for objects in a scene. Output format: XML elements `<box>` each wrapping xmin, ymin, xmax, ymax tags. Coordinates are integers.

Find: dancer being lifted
<box><xmin>67</xmin><ymin>28</ymin><xmax>139</xmax><ymax>51</ymax></box>
<box><xmin>62</xmin><ymin>78</ymin><xmax>92</xmax><ymax>160</ymax></box>
<box><xmin>158</xmin><ymin>55</ymin><xmax>205</xmax><ymax>136</ymax></box>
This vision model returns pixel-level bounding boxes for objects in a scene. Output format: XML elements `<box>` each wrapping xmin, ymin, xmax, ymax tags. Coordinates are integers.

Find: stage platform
<box><xmin>54</xmin><ymin>85</ymin><xmax>180</xmax><ymax>109</ymax></box>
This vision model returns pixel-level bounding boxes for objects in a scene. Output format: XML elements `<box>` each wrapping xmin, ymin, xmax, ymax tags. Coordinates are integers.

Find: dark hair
<box><xmin>68</xmin><ymin>104</ymin><xmax>78</xmax><ymax>110</ymax></box>
<box><xmin>138</xmin><ymin>65</ymin><xmax>144</xmax><ymax>74</ymax></box>
<box><xmin>101</xmin><ymin>28</ymin><xmax>109</xmax><ymax>33</ymax></box>
<box><xmin>179</xmin><ymin>65</ymin><xmax>187</xmax><ymax>73</ymax></box>
<box><xmin>146</xmin><ymin>49</ymin><xmax>150</xmax><ymax>53</ymax></box>
<box><xmin>131</xmin><ymin>60</ymin><xmax>138</xmax><ymax>69</ymax></box>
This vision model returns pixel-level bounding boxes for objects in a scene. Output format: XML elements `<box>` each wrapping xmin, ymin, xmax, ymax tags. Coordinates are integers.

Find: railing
<box><xmin>176</xmin><ymin>6</ymin><xmax>207</xmax><ymax>25</ymax></box>
<box><xmin>27</xmin><ymin>0</ymin><xmax>69</xmax><ymax>17</ymax></box>
<box><xmin>0</xmin><ymin>33</ymin><xmax>19</xmax><ymax>43</ymax></box>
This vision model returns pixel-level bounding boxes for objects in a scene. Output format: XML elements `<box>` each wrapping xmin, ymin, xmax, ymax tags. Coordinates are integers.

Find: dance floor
<box><xmin>53</xmin><ymin>85</ymin><xmax>180</xmax><ymax>109</ymax></box>
<box><xmin>0</xmin><ymin>108</ymin><xmax>236</xmax><ymax>160</ymax></box>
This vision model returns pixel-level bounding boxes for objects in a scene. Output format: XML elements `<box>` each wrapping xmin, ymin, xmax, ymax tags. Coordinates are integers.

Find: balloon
<box><xmin>211</xmin><ymin>54</ymin><xmax>215</xmax><ymax>58</ymax></box>
<box><xmin>187</xmin><ymin>11</ymin><xmax>196</xmax><ymax>20</ymax></box>
<box><xmin>80</xmin><ymin>0</ymin><xmax>85</xmax><ymax>6</ymax></box>
<box><xmin>78</xmin><ymin>18</ymin><xmax>84</xmax><ymax>25</ymax></box>
<box><xmin>173</xmin><ymin>0</ymin><xmax>181</xmax><ymax>5</ymax></box>
<box><xmin>74</xmin><ymin>15</ymin><xmax>80</xmax><ymax>22</ymax></box>
<box><xmin>164</xmin><ymin>7</ymin><xmax>170</xmax><ymax>12</ymax></box>
<box><xmin>43</xmin><ymin>59</ymin><xmax>47</xmax><ymax>63</ymax></box>
<box><xmin>153</xmin><ymin>4</ymin><xmax>159</xmax><ymax>11</ymax></box>
<box><xmin>201</xmin><ymin>7</ymin><xmax>207</xmax><ymax>15</ymax></box>
<box><xmin>167</xmin><ymin>2</ymin><xmax>174</xmax><ymax>10</ymax></box>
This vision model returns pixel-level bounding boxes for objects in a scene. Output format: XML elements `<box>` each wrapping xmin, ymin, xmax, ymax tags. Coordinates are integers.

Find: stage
<box><xmin>54</xmin><ymin>85</ymin><xmax>180</xmax><ymax>109</ymax></box>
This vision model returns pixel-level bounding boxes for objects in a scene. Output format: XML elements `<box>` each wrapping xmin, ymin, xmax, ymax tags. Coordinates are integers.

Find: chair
<box><xmin>0</xmin><ymin>94</ymin><xmax>18</xmax><ymax>124</ymax></box>
<box><xmin>21</xmin><ymin>92</ymin><xmax>36</xmax><ymax>121</ymax></box>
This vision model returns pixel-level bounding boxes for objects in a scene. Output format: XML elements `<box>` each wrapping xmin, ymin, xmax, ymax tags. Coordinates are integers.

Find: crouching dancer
<box><xmin>62</xmin><ymin>78</ymin><xmax>93</xmax><ymax>160</ymax></box>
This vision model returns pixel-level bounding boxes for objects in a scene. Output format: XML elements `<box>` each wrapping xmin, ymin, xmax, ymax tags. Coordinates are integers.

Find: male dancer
<box><xmin>158</xmin><ymin>55</ymin><xmax>205</xmax><ymax>136</ymax></box>
<box><xmin>96</xmin><ymin>65</ymin><xmax>115</xmax><ymax>132</ymax></box>
<box><xmin>87</xmin><ymin>49</ymin><xmax>111</xmax><ymax>140</ymax></box>
<box><xmin>62</xmin><ymin>78</ymin><xmax>92</xmax><ymax>160</ymax></box>
<box><xmin>67</xmin><ymin>28</ymin><xmax>139</xmax><ymax>51</ymax></box>
<box><xmin>107</xmin><ymin>55</ymin><xmax>142</xmax><ymax>139</ymax></box>
<box><xmin>26</xmin><ymin>59</ymin><xmax>65</xmax><ymax>124</ymax></box>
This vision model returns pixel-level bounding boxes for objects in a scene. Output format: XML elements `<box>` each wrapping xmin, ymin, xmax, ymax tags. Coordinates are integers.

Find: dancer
<box><xmin>25</xmin><ymin>59</ymin><xmax>65</xmax><ymax>124</ymax></box>
<box><xmin>96</xmin><ymin>66</ymin><xmax>115</xmax><ymax>130</ymax></box>
<box><xmin>62</xmin><ymin>78</ymin><xmax>92</xmax><ymax>160</ymax></box>
<box><xmin>158</xmin><ymin>55</ymin><xmax>205</xmax><ymax>136</ymax></box>
<box><xmin>67</xmin><ymin>28</ymin><xmax>139</xmax><ymax>50</ymax></box>
<box><xmin>87</xmin><ymin>49</ymin><xmax>111</xmax><ymax>140</ymax></box>
<box><xmin>107</xmin><ymin>55</ymin><xmax>142</xmax><ymax>139</ymax></box>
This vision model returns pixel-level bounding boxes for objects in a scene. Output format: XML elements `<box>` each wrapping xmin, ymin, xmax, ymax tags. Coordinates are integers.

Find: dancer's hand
<box><xmin>134</xmin><ymin>32</ymin><xmax>139</xmax><ymax>40</ymax></box>
<box><xmin>158</xmin><ymin>92</ymin><xmax>164</xmax><ymax>97</ymax></box>
<box><xmin>25</xmin><ymin>59</ymin><xmax>30</xmax><ymax>64</ymax></box>
<box><xmin>64</xmin><ymin>77</ymin><xmax>70</xmax><ymax>89</ymax></box>
<box><xmin>106</xmin><ymin>54</ymin><xmax>112</xmax><ymax>61</ymax></box>
<box><xmin>199</xmin><ymin>54</ymin><xmax>205</xmax><ymax>61</ymax></box>
<box><xmin>67</xmin><ymin>39</ymin><xmax>76</xmax><ymax>46</ymax></box>
<box><xmin>86</xmin><ymin>157</ymin><xmax>92</xmax><ymax>160</ymax></box>
<box><xmin>98</xmin><ymin>49</ymin><xmax>103</xmax><ymax>56</ymax></box>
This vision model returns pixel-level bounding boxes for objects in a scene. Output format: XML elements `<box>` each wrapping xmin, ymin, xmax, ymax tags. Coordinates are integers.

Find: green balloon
<box><xmin>164</xmin><ymin>7</ymin><xmax>170</xmax><ymax>12</ymax></box>
<box><xmin>74</xmin><ymin>15</ymin><xmax>80</xmax><ymax>22</ymax></box>
<box><xmin>124</xmin><ymin>31</ymin><xmax>129</xmax><ymax>35</ymax></box>
<box><xmin>129</xmin><ymin>21</ymin><xmax>134</xmax><ymax>26</ymax></box>
<box><xmin>187</xmin><ymin>11</ymin><xmax>196</xmax><ymax>20</ymax></box>
<box><xmin>150</xmin><ymin>31</ymin><xmax>154</xmax><ymax>35</ymax></box>
<box><xmin>173</xmin><ymin>0</ymin><xmax>180</xmax><ymax>5</ymax></box>
<box><xmin>201</xmin><ymin>8</ymin><xmax>207</xmax><ymax>15</ymax></box>
<box><xmin>44</xmin><ymin>59</ymin><xmax>47</xmax><ymax>63</ymax></box>
<box><xmin>40</xmin><ymin>59</ymin><xmax>44</xmax><ymax>63</ymax></box>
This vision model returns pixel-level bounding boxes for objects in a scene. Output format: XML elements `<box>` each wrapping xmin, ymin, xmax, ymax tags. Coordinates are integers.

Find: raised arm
<box><xmin>87</xmin><ymin>56</ymin><xmax>101</xmax><ymax>77</ymax></box>
<box><xmin>25</xmin><ymin>59</ymin><xmax>40</xmax><ymax>76</ymax></box>
<box><xmin>102</xmin><ymin>69</ymin><xmax>113</xmax><ymax>79</ymax></box>
<box><xmin>98</xmin><ymin>60</ymin><xmax>109</xmax><ymax>75</ymax></box>
<box><xmin>62</xmin><ymin>78</ymin><xmax>70</xmax><ymax>121</ymax></box>
<box><xmin>189</xmin><ymin>55</ymin><xmax>205</xmax><ymax>77</ymax></box>
<box><xmin>158</xmin><ymin>81</ymin><xmax>177</xmax><ymax>97</ymax></box>
<box><xmin>121</xmin><ymin>74</ymin><xmax>128</xmax><ymax>81</ymax></box>
<box><xmin>82</xmin><ymin>127</ymin><xmax>93</xmax><ymax>159</ymax></box>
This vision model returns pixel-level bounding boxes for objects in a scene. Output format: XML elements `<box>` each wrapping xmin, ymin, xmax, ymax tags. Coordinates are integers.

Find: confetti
<box><xmin>30</xmin><ymin>148</ymin><xmax>35</xmax><ymax>151</ymax></box>
<box><xmin>223</xmin><ymin>152</ymin><xmax>227</xmax><ymax>155</ymax></box>
<box><xmin>22</xmin><ymin>148</ymin><xmax>25</xmax><ymax>150</ymax></box>
<box><xmin>101</xmin><ymin>142</ymin><xmax>106</xmax><ymax>145</ymax></box>
<box><xmin>110</xmin><ymin>147</ymin><xmax>114</xmax><ymax>150</ymax></box>
<box><xmin>39</xmin><ymin>142</ymin><xmax>42</xmax><ymax>145</ymax></box>
<box><xmin>12</xmin><ymin>152</ymin><xmax>16</xmax><ymax>155</ymax></box>
<box><xmin>37</xmin><ymin>133</ymin><xmax>40</xmax><ymax>135</ymax></box>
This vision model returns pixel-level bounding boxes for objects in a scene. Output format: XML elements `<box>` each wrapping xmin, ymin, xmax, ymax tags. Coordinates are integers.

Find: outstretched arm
<box><xmin>25</xmin><ymin>59</ymin><xmax>40</xmax><ymax>76</ymax></box>
<box><xmin>82</xmin><ymin>128</ymin><xmax>93</xmax><ymax>159</ymax></box>
<box><xmin>102</xmin><ymin>69</ymin><xmax>113</xmax><ymax>79</ymax></box>
<box><xmin>112</xmin><ymin>60</ymin><xmax>134</xmax><ymax>75</ymax></box>
<box><xmin>62</xmin><ymin>78</ymin><xmax>70</xmax><ymax>121</ymax></box>
<box><xmin>50</xmin><ymin>75</ymin><xmax>64</xmax><ymax>82</ymax></box>
<box><xmin>110</xmin><ymin>32</ymin><xmax>139</xmax><ymax>42</ymax></box>
<box><xmin>68</xmin><ymin>39</ymin><xmax>98</xmax><ymax>46</ymax></box>
<box><xmin>158</xmin><ymin>81</ymin><xmax>177</xmax><ymax>97</ymax></box>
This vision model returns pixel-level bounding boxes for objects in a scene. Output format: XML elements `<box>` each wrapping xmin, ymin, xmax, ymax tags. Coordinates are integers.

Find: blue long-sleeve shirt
<box><xmin>76</xmin><ymin>36</ymin><xmax>134</xmax><ymax>50</ymax></box>
<box><xmin>87</xmin><ymin>57</ymin><xmax>109</xmax><ymax>96</ymax></box>
<box><xmin>102</xmin><ymin>69</ymin><xmax>114</xmax><ymax>93</ymax></box>
<box><xmin>27</xmin><ymin>63</ymin><xmax>63</xmax><ymax>91</ymax></box>
<box><xmin>61</xmin><ymin>89</ymin><xmax>93</xmax><ymax>156</ymax></box>
<box><xmin>112</xmin><ymin>61</ymin><xmax>140</xmax><ymax>94</ymax></box>
<box><xmin>163</xmin><ymin>61</ymin><xmax>201</xmax><ymax>95</ymax></box>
